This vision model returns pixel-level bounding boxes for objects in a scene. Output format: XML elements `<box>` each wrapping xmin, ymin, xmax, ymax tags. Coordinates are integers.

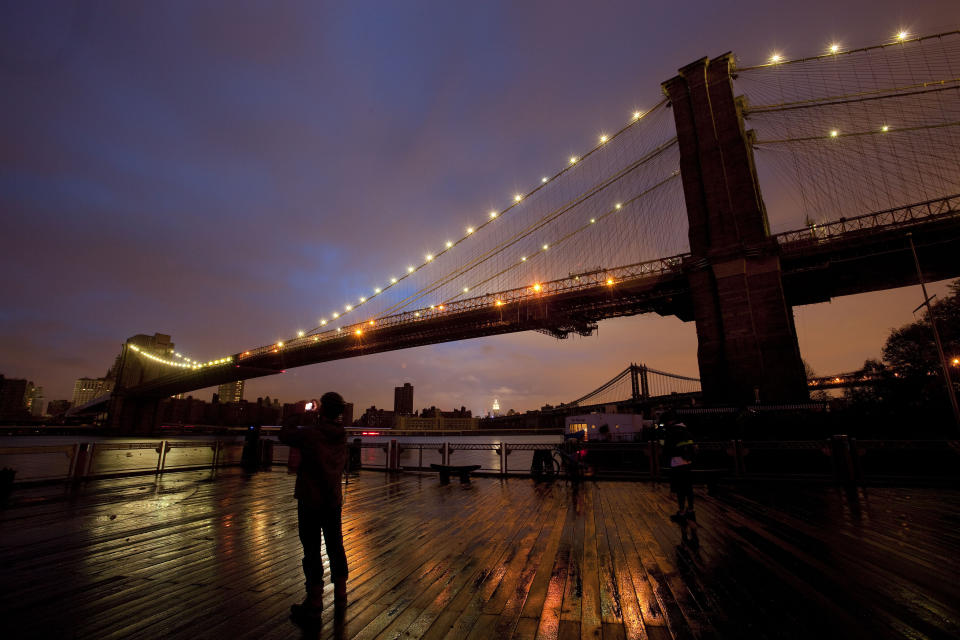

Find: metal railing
<box><xmin>3</xmin><ymin>437</ymin><xmax>956</xmax><ymax>486</ymax></box>
<box><xmin>0</xmin><ymin>438</ymin><xmax>247</xmax><ymax>483</ymax></box>
<box><xmin>349</xmin><ymin>437</ymin><xmax>960</xmax><ymax>484</ymax></box>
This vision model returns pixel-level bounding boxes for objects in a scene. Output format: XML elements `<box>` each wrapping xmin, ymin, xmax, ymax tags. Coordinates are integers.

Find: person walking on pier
<box><xmin>280</xmin><ymin>392</ymin><xmax>349</xmax><ymax>622</ymax></box>
<box><xmin>660</xmin><ymin>411</ymin><xmax>697</xmax><ymax>519</ymax></box>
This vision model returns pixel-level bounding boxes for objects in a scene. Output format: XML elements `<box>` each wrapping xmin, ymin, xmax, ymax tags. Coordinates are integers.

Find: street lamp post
<box><xmin>907</xmin><ymin>233</ymin><xmax>960</xmax><ymax>430</ymax></box>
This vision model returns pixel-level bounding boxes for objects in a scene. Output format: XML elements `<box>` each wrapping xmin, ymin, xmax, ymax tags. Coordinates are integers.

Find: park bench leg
<box><xmin>439</xmin><ymin>470</ymin><xmax>451</xmax><ymax>485</ymax></box>
<box><xmin>458</xmin><ymin>471</ymin><xmax>471</xmax><ymax>484</ymax></box>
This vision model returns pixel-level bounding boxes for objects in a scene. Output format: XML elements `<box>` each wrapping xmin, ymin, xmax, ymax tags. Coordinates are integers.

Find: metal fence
<box><xmin>2</xmin><ymin>436</ymin><xmax>957</xmax><ymax>485</ymax></box>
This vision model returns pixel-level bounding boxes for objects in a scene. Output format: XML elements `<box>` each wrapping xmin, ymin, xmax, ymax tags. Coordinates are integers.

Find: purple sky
<box><xmin>2</xmin><ymin>1</ymin><xmax>957</xmax><ymax>415</ymax></box>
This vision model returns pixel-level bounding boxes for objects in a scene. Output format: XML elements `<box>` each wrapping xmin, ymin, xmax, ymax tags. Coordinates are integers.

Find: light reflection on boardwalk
<box><xmin>1</xmin><ymin>470</ymin><xmax>958</xmax><ymax>639</ymax></box>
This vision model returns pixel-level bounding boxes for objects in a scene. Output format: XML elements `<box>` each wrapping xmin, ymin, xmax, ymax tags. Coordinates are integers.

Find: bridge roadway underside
<box><xmin>119</xmin><ymin>213</ymin><xmax>960</xmax><ymax>404</ymax></box>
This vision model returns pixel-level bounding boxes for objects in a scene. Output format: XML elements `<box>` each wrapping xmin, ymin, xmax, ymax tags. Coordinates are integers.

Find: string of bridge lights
<box><xmin>298</xmin><ymin>102</ymin><xmax>664</xmax><ymax>339</ymax></box>
<box><xmin>760</xmin><ymin>29</ymin><xmax>916</xmax><ymax>68</ymax></box>
<box><xmin>754</xmin><ymin>29</ymin><xmax>960</xmax><ymax>144</ymax></box>
<box><xmin>128</xmin><ymin>344</ymin><xmax>232</xmax><ymax>370</ymax></box>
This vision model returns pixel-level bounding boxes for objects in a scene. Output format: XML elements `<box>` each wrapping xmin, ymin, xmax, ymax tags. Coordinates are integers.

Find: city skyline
<box><xmin>2</xmin><ymin>2</ymin><xmax>957</xmax><ymax>414</ymax></box>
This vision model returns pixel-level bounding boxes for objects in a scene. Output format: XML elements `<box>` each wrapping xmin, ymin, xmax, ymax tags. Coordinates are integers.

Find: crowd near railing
<box><xmin>1</xmin><ymin>436</ymin><xmax>958</xmax><ymax>486</ymax></box>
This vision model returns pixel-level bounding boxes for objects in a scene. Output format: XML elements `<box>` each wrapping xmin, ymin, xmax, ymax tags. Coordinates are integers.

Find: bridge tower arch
<box><xmin>664</xmin><ymin>54</ymin><xmax>809</xmax><ymax>404</ymax></box>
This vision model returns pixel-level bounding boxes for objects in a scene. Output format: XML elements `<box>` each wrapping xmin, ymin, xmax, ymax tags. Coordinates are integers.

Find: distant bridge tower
<box><xmin>663</xmin><ymin>54</ymin><xmax>808</xmax><ymax>404</ymax></box>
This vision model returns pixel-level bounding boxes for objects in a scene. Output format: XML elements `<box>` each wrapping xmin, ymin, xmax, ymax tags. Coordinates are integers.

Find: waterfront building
<box><xmin>0</xmin><ymin>376</ymin><xmax>31</xmax><ymax>421</ymax></box>
<box><xmin>358</xmin><ymin>405</ymin><xmax>395</xmax><ymax>428</ymax></box>
<box><xmin>27</xmin><ymin>384</ymin><xmax>43</xmax><ymax>417</ymax></box>
<box><xmin>72</xmin><ymin>377</ymin><xmax>114</xmax><ymax>406</ymax></box>
<box><xmin>342</xmin><ymin>402</ymin><xmax>354</xmax><ymax>426</ymax></box>
<box><xmin>565</xmin><ymin>413</ymin><xmax>653</xmax><ymax>441</ymax></box>
<box><xmin>47</xmin><ymin>400</ymin><xmax>72</xmax><ymax>416</ymax></box>
<box><xmin>395</xmin><ymin>414</ymin><xmax>479</xmax><ymax>430</ymax></box>
<box><xmin>394</xmin><ymin>382</ymin><xmax>414</xmax><ymax>415</ymax></box>
<box><xmin>217</xmin><ymin>380</ymin><xmax>244</xmax><ymax>404</ymax></box>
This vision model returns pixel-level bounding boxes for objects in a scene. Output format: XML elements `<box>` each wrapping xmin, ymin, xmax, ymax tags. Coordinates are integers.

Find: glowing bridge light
<box><xmin>830</xmin><ymin>130</ymin><xmax>839</xmax><ymax>137</ymax></box>
<box><xmin>345</xmin><ymin>304</ymin><xmax>353</xmax><ymax>311</ymax></box>
<box><xmin>606</xmin><ymin>278</ymin><xmax>614</xmax><ymax>286</ymax></box>
<box><xmin>445</xmin><ymin>241</ymin><xmax>453</xmax><ymax>248</ymax></box>
<box><xmin>437</xmin><ymin>305</ymin><xmax>445</xmax><ymax>310</ymax></box>
<box><xmin>633</xmin><ymin>111</ymin><xmax>642</xmax><ymax>120</ymax></box>
<box><xmin>407</xmin><ymin>266</ymin><xmax>415</xmax><ymax>273</ymax></box>
<box><xmin>277</xmin><ymin>342</ymin><xmax>284</xmax><ymax>348</ymax></box>
<box><xmin>532</xmin><ymin>283</ymin><xmax>542</xmax><ymax>292</ymax></box>
<box><xmin>320</xmin><ymin>320</ymin><xmax>327</xmax><ymax>326</ymax></box>
<box><xmin>542</xmin><ymin>176</ymin><xmax>549</xmax><ymax>183</ymax></box>
<box><xmin>337</xmin><ymin>327</ymin><xmax>342</xmax><ymax>332</ymax></box>
<box><xmin>297</xmin><ymin>330</ymin><xmax>305</xmax><ymax>337</ymax></box>
<box><xmin>590</xmin><ymin>218</ymin><xmax>596</xmax><ymax>223</ymax></box>
<box><xmin>542</xmin><ymin>244</ymin><xmax>549</xmax><ymax>250</ymax></box>
<box><xmin>897</xmin><ymin>30</ymin><xmax>908</xmax><ymax>41</ymax></box>
<box><xmin>521</xmin><ymin>256</ymin><xmax>527</xmax><ymax>262</ymax></box>
<box><xmin>354</xmin><ymin>328</ymin><xmax>363</xmax><ymax>336</ymax></box>
<box><xmin>360</xmin><ymin>297</ymin><xmax>366</xmax><ymax>302</ymax></box>
<box><xmin>390</xmin><ymin>277</ymin><xmax>397</xmax><ymax>283</ymax></box>
<box><xmin>490</xmin><ymin>211</ymin><xmax>498</xmax><ymax>218</ymax></box>
<box><xmin>881</xmin><ymin>125</ymin><xmax>890</xmax><ymax>132</ymax></box>
<box><xmin>829</xmin><ymin>43</ymin><xmax>840</xmax><ymax>53</ymax></box>
<box><xmin>599</xmin><ymin>135</ymin><xmax>608</xmax><ymax>143</ymax></box>
<box><xmin>333</xmin><ymin>312</ymin><xmax>339</xmax><ymax>319</ymax></box>
<box><xmin>615</xmin><ymin>203</ymin><xmax>622</xmax><ymax>209</ymax></box>
<box><xmin>769</xmin><ymin>53</ymin><xmax>782</xmax><ymax>64</ymax></box>
<box><xmin>466</xmin><ymin>227</ymin><xmax>474</xmax><ymax>234</ymax></box>
<box><xmin>514</xmin><ymin>194</ymin><xmax>522</xmax><ymax>202</ymax></box>
<box><xmin>425</xmin><ymin>254</ymin><xmax>433</xmax><ymax>261</ymax></box>
<box><xmin>414</xmin><ymin>312</ymin><xmax>420</xmax><ymax>317</ymax></box>
<box><xmin>368</xmin><ymin>320</ymin><xmax>375</xmax><ymax>326</ymax></box>
<box><xmin>569</xmin><ymin>156</ymin><xmax>578</xmax><ymax>164</ymax></box>
<box><xmin>463</xmin><ymin>286</ymin><xmax>469</xmax><ymax>293</ymax></box>
<box><xmin>374</xmin><ymin>287</ymin><xmax>381</xmax><ymax>293</ymax></box>
<box><xmin>495</xmin><ymin>300</ymin><xmax>504</xmax><ymax>306</ymax></box>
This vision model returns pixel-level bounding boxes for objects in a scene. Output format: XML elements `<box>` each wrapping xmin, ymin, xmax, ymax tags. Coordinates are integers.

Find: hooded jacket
<box><xmin>279</xmin><ymin>417</ymin><xmax>347</xmax><ymax>508</ymax></box>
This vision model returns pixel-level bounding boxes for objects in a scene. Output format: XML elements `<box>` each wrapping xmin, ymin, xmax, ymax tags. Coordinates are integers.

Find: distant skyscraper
<box><xmin>394</xmin><ymin>382</ymin><xmax>414</xmax><ymax>415</ymax></box>
<box><xmin>492</xmin><ymin>398</ymin><xmax>501</xmax><ymax>417</ymax></box>
<box><xmin>217</xmin><ymin>380</ymin><xmax>244</xmax><ymax>403</ymax></box>
<box><xmin>342</xmin><ymin>402</ymin><xmax>354</xmax><ymax>426</ymax></box>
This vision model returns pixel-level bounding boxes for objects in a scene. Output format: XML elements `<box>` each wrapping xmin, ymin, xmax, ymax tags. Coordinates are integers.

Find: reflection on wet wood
<box><xmin>1</xmin><ymin>470</ymin><xmax>958</xmax><ymax>639</ymax></box>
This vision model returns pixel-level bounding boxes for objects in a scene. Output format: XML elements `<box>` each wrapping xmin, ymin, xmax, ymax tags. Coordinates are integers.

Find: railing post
<box><xmin>212</xmin><ymin>441</ymin><xmax>221</xmax><ymax>469</ymax></box>
<box><xmin>72</xmin><ymin>442</ymin><xmax>91</xmax><ymax>480</ymax></box>
<box><xmin>155</xmin><ymin>440</ymin><xmax>166</xmax><ymax>474</ymax></box>
<box><xmin>648</xmin><ymin>441</ymin><xmax>660</xmax><ymax>480</ymax></box>
<box><xmin>389</xmin><ymin>439</ymin><xmax>399</xmax><ymax>470</ymax></box>
<box><xmin>418</xmin><ymin>445</ymin><xmax>423</xmax><ymax>471</ymax></box>
<box><xmin>442</xmin><ymin>442</ymin><xmax>450</xmax><ymax>466</ymax></box>
<box><xmin>499</xmin><ymin>445</ymin><xmax>508</xmax><ymax>476</ymax></box>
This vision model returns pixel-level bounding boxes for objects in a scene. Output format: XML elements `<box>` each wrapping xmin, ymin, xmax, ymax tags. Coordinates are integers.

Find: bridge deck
<box><xmin>2</xmin><ymin>470</ymin><xmax>958</xmax><ymax>639</ymax></box>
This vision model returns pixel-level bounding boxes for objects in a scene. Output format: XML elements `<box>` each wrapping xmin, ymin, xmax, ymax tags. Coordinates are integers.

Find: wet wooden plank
<box><xmin>2</xmin><ymin>469</ymin><xmax>960</xmax><ymax>640</ymax></box>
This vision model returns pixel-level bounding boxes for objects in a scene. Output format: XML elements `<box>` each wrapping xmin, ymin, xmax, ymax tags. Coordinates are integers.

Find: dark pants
<box><xmin>669</xmin><ymin>467</ymin><xmax>694</xmax><ymax>511</ymax></box>
<box><xmin>298</xmin><ymin>501</ymin><xmax>347</xmax><ymax>587</ymax></box>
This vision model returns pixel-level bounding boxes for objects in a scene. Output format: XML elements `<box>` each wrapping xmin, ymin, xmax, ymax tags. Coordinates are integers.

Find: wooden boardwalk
<box><xmin>1</xmin><ymin>470</ymin><xmax>958</xmax><ymax>640</ymax></box>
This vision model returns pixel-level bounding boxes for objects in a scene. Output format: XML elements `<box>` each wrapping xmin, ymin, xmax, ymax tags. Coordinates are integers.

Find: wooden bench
<box><xmin>430</xmin><ymin>463</ymin><xmax>481</xmax><ymax>484</ymax></box>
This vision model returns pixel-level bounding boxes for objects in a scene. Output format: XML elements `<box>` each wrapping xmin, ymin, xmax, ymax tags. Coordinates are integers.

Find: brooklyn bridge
<box><xmin>102</xmin><ymin>31</ymin><xmax>960</xmax><ymax>428</ymax></box>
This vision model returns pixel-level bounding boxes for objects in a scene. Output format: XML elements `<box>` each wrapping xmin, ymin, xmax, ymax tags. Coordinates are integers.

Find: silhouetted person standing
<box><xmin>280</xmin><ymin>392</ymin><xmax>348</xmax><ymax>622</ymax></box>
<box><xmin>660</xmin><ymin>411</ymin><xmax>697</xmax><ymax>517</ymax></box>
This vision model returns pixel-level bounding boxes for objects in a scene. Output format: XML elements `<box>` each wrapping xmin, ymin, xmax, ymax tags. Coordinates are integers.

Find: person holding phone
<box><xmin>280</xmin><ymin>392</ymin><xmax>348</xmax><ymax>622</ymax></box>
